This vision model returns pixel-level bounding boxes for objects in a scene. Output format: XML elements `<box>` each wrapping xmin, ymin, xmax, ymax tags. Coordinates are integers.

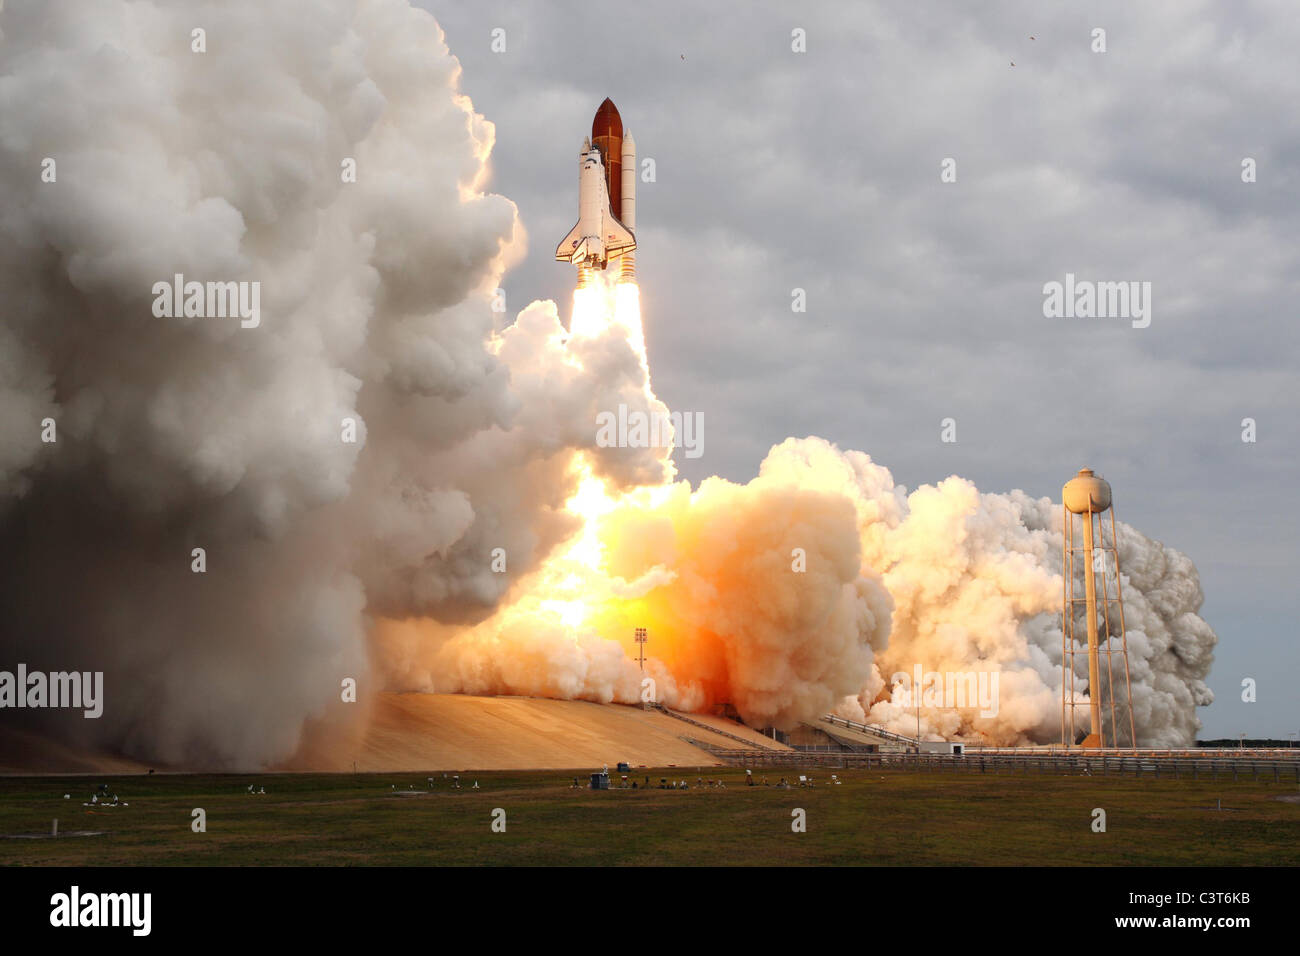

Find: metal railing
<box><xmin>656</xmin><ymin>705</ymin><xmax>783</xmax><ymax>751</ymax></box>
<box><xmin>819</xmin><ymin>713</ymin><xmax>918</xmax><ymax>746</ymax></box>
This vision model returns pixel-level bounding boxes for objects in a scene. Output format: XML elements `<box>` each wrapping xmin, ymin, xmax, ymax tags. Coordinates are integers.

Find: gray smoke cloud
<box><xmin>0</xmin><ymin>0</ymin><xmax>668</xmax><ymax>767</ymax></box>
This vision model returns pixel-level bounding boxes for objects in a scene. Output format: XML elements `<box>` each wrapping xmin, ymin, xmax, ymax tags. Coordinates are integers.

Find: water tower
<box><xmin>1061</xmin><ymin>468</ymin><xmax>1136</xmax><ymax>748</ymax></box>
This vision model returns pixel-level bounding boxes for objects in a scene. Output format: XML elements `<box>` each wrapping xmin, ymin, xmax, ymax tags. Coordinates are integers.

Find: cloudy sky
<box><xmin>424</xmin><ymin>0</ymin><xmax>1300</xmax><ymax>740</ymax></box>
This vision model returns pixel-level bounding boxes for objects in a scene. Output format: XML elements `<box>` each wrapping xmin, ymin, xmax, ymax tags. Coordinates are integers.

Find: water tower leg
<box><xmin>1082</xmin><ymin>510</ymin><xmax>1104</xmax><ymax>748</ymax></box>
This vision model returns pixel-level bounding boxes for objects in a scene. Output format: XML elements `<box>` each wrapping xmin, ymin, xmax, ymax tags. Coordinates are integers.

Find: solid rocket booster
<box><xmin>620</xmin><ymin>129</ymin><xmax>636</xmax><ymax>281</ymax></box>
<box><xmin>556</xmin><ymin>98</ymin><xmax>637</xmax><ymax>285</ymax></box>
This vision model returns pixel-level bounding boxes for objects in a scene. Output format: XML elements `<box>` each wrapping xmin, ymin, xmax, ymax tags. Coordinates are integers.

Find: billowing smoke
<box><xmin>0</xmin><ymin>0</ymin><xmax>667</xmax><ymax>767</ymax></box>
<box><xmin>751</xmin><ymin>439</ymin><xmax>1216</xmax><ymax>747</ymax></box>
<box><xmin>381</xmin><ymin>432</ymin><xmax>1215</xmax><ymax>747</ymax></box>
<box><xmin>378</xmin><ymin>469</ymin><xmax>893</xmax><ymax>729</ymax></box>
<box><xmin>0</xmin><ymin>1</ymin><xmax>1215</xmax><ymax>768</ymax></box>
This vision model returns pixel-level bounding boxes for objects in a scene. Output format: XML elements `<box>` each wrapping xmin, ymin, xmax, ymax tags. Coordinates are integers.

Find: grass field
<box><xmin>2</xmin><ymin>766</ymin><xmax>1298</xmax><ymax>866</ymax></box>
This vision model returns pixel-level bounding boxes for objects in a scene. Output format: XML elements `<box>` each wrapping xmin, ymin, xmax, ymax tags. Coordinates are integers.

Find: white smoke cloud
<box><xmin>756</xmin><ymin>438</ymin><xmax>1215</xmax><ymax>746</ymax></box>
<box><xmin>0</xmin><ymin>0</ymin><xmax>668</xmax><ymax>767</ymax></box>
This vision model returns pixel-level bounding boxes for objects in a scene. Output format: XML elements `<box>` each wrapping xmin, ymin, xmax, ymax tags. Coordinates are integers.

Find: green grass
<box><xmin>2</xmin><ymin>766</ymin><xmax>1297</xmax><ymax>866</ymax></box>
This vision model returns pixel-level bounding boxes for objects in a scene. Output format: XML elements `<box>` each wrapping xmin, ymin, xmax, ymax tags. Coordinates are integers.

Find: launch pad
<box><xmin>284</xmin><ymin>693</ymin><xmax>788</xmax><ymax>773</ymax></box>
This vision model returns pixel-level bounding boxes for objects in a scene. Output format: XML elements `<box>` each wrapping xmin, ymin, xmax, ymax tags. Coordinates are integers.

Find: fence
<box><xmin>700</xmin><ymin>748</ymin><xmax>1300</xmax><ymax>782</ymax></box>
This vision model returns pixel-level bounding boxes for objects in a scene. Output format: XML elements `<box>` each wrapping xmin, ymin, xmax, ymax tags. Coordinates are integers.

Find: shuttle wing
<box><xmin>555</xmin><ymin>220</ymin><xmax>584</xmax><ymax>262</ymax></box>
<box><xmin>603</xmin><ymin>214</ymin><xmax>635</xmax><ymax>258</ymax></box>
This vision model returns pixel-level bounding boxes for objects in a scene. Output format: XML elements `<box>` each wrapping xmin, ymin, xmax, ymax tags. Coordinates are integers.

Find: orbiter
<box><xmin>556</xmin><ymin>98</ymin><xmax>637</xmax><ymax>286</ymax></box>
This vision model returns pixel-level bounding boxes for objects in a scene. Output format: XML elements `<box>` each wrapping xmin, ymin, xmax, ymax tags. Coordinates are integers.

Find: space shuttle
<box><xmin>556</xmin><ymin>98</ymin><xmax>637</xmax><ymax>286</ymax></box>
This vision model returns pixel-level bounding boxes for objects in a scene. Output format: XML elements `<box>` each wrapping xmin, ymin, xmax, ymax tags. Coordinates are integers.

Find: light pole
<box><xmin>634</xmin><ymin>627</ymin><xmax>647</xmax><ymax>672</ymax></box>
